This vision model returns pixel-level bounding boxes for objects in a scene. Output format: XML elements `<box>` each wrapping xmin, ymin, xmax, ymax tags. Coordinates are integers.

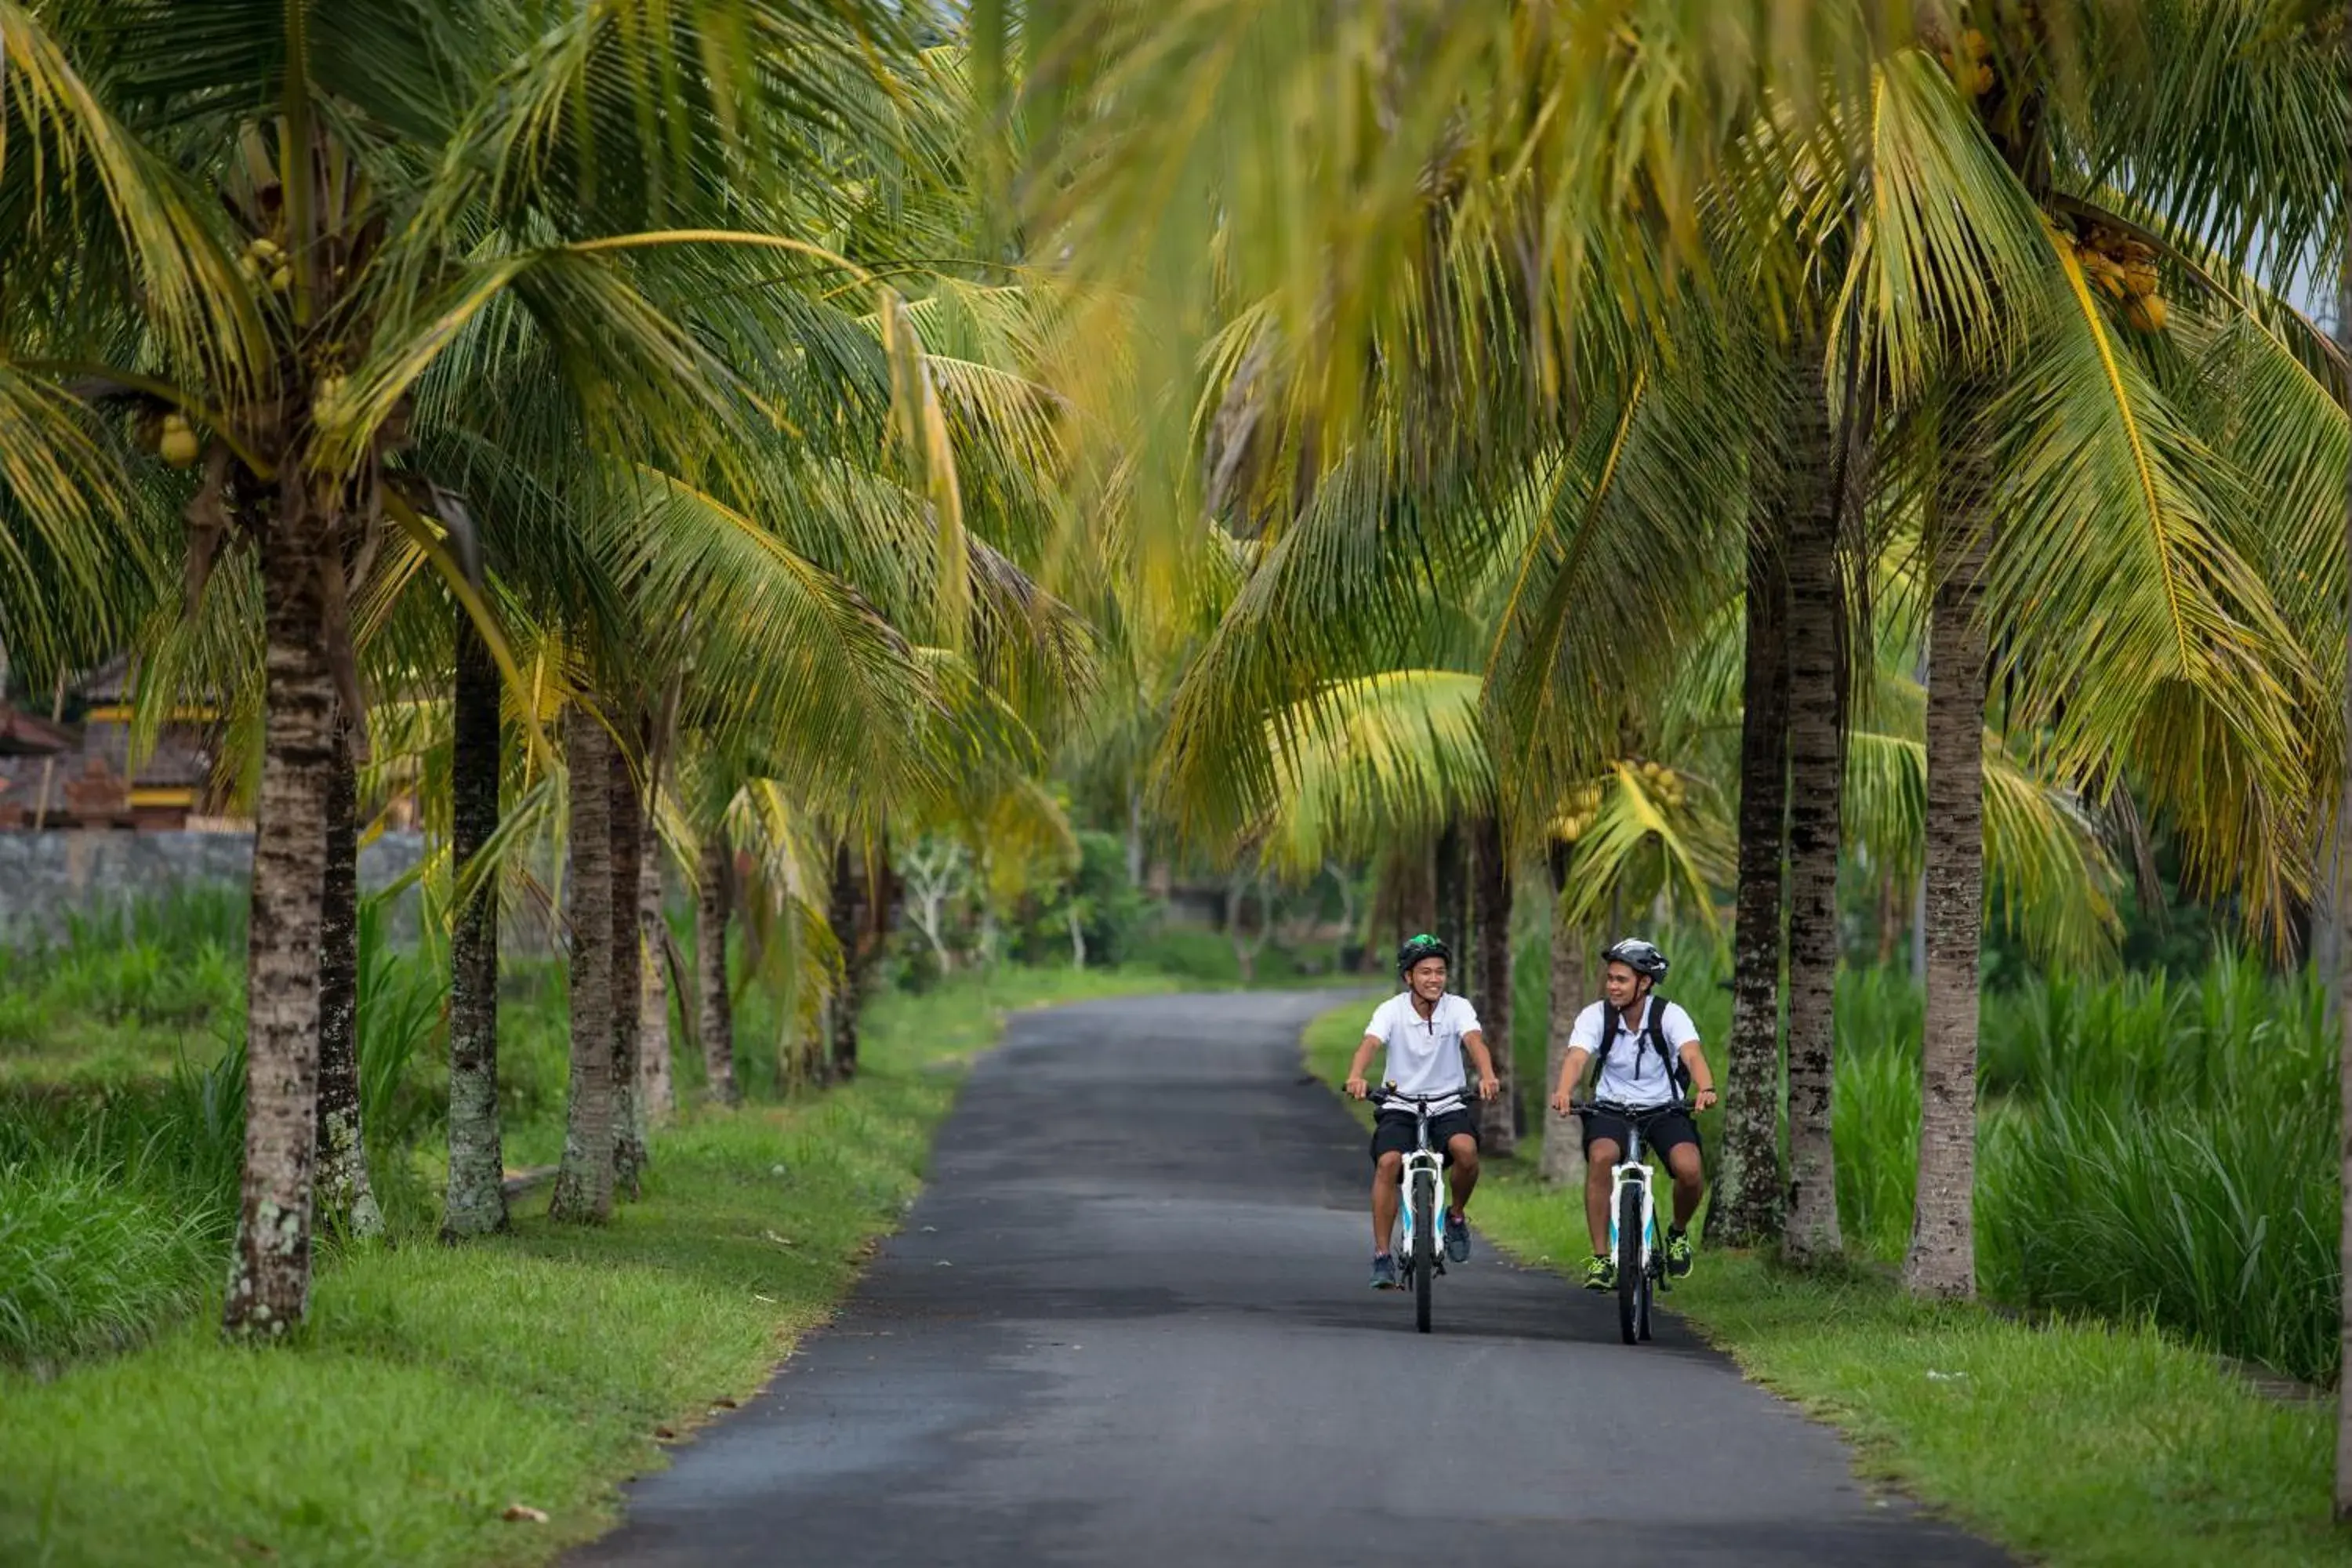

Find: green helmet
<box><xmin>1396</xmin><ymin>933</ymin><xmax>1451</xmax><ymax>980</ymax></box>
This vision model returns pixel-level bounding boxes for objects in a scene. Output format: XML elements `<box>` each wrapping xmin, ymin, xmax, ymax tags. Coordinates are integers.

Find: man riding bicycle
<box><xmin>1345</xmin><ymin>934</ymin><xmax>1501</xmax><ymax>1290</ymax></box>
<box><xmin>1547</xmin><ymin>938</ymin><xmax>1719</xmax><ymax>1290</ymax></box>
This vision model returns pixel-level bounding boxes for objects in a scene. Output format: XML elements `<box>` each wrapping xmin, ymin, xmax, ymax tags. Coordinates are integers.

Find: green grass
<box><xmin>1303</xmin><ymin>1000</ymin><xmax>2351</xmax><ymax>1568</ymax></box>
<box><xmin>0</xmin><ymin>964</ymin><xmax>1173</xmax><ymax>1568</ymax></box>
<box><xmin>0</xmin><ymin>889</ymin><xmax>248</xmax><ymax>1091</ymax></box>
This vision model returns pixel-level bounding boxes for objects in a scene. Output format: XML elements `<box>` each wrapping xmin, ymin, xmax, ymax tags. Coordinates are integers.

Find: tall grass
<box><xmin>1826</xmin><ymin>951</ymin><xmax>2339</xmax><ymax>1385</ymax></box>
<box><xmin>0</xmin><ymin>891</ymin><xmax>459</xmax><ymax>1364</ymax></box>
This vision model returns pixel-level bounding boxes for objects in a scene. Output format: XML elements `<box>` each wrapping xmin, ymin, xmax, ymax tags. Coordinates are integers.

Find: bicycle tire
<box><xmin>1412</xmin><ymin>1173</ymin><xmax>1436</xmax><ymax>1334</ymax></box>
<box><xmin>1637</xmin><ymin>1262</ymin><xmax>1653</xmax><ymax>1341</ymax></box>
<box><xmin>1617</xmin><ymin>1181</ymin><xmax>1642</xmax><ymax>1345</ymax></box>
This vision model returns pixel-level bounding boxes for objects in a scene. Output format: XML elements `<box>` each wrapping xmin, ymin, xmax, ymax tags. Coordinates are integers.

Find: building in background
<box><xmin>0</xmin><ymin>655</ymin><xmax>229</xmax><ymax>831</ymax></box>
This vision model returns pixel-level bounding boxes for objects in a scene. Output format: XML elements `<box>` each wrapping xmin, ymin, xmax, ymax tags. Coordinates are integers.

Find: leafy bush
<box><xmin>0</xmin><ymin>1156</ymin><xmax>220</xmax><ymax>1366</ymax></box>
<box><xmin>1820</xmin><ymin>953</ymin><xmax>2339</xmax><ymax>1382</ymax></box>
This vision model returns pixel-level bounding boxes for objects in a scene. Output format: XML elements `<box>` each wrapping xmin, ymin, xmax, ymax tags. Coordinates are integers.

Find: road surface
<box><xmin>569</xmin><ymin>990</ymin><xmax>2006</xmax><ymax>1567</ymax></box>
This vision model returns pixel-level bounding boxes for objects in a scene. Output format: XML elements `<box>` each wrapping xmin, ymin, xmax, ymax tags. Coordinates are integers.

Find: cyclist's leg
<box><xmin>1583</xmin><ymin>1136</ymin><xmax>1623</xmax><ymax>1254</ymax></box>
<box><xmin>1371</xmin><ymin>1149</ymin><xmax>1405</xmax><ymax>1250</ymax></box>
<box><xmin>1663</xmin><ymin>1138</ymin><xmax>1705</xmax><ymax>1229</ymax></box>
<box><xmin>1652</xmin><ymin>1112</ymin><xmax>1704</xmax><ymax>1228</ymax></box>
<box><xmin>1442</xmin><ymin>1127</ymin><xmax>1480</xmax><ymax>1211</ymax></box>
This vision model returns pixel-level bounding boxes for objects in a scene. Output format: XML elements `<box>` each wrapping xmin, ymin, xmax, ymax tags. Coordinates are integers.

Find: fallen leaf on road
<box><xmin>503</xmin><ymin>1505</ymin><xmax>549</xmax><ymax>1524</ymax></box>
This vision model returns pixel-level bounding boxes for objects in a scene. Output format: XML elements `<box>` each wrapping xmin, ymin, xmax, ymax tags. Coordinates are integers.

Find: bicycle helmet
<box><xmin>1396</xmin><ymin>933</ymin><xmax>1451</xmax><ymax>979</ymax></box>
<box><xmin>1601</xmin><ymin>937</ymin><xmax>1669</xmax><ymax>982</ymax></box>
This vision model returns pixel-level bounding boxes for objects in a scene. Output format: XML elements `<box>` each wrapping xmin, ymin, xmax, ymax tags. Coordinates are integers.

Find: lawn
<box><xmin>0</xmin><ymin>966</ymin><xmax>1174</xmax><ymax>1568</ymax></box>
<box><xmin>1302</xmin><ymin>1001</ymin><xmax>2352</xmax><ymax>1568</ymax></box>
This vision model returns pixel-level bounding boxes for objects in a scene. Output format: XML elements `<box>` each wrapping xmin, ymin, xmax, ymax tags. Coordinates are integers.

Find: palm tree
<box><xmin>312</xmin><ymin>710</ymin><xmax>382</xmax><ymax>1240</ymax></box>
<box><xmin>2</xmin><ymin>0</ymin><xmax>964</xmax><ymax>1333</ymax></box>
<box><xmin>441</xmin><ymin>606</ymin><xmax>506</xmax><ymax>1237</ymax></box>
<box><xmin>1714</xmin><ymin>463</ymin><xmax>1791</xmax><ymax>1245</ymax></box>
<box><xmin>548</xmin><ymin>707</ymin><xmax>619</xmax><ymax>1223</ymax></box>
<box><xmin>1780</xmin><ymin>347</ymin><xmax>1851</xmax><ymax>1265</ymax></box>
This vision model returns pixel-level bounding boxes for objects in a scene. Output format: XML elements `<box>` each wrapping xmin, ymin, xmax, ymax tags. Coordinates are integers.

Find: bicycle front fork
<box><xmin>1398</xmin><ymin>1157</ymin><xmax>1446</xmax><ymax>1254</ymax></box>
<box><xmin>1606</xmin><ymin>1162</ymin><xmax>1655</xmax><ymax>1276</ymax></box>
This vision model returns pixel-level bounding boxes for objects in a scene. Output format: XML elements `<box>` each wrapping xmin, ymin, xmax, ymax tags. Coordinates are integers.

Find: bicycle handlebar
<box><xmin>1570</xmin><ymin>1098</ymin><xmax>1694</xmax><ymax>1118</ymax></box>
<box><xmin>1365</xmin><ymin>1087</ymin><xmax>1467</xmax><ymax>1108</ymax></box>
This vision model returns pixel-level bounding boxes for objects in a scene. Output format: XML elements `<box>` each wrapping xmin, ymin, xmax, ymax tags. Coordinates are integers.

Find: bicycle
<box><xmin>1367</xmin><ymin>1087</ymin><xmax>1455</xmax><ymax>1334</ymax></box>
<box><xmin>1573</xmin><ymin>1098</ymin><xmax>1691</xmax><ymax>1346</ymax></box>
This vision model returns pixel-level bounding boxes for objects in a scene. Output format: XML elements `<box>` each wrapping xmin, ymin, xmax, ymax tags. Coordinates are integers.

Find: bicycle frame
<box><xmin>1603</xmin><ymin>1116</ymin><xmax>1657</xmax><ymax>1288</ymax></box>
<box><xmin>1576</xmin><ymin>1097</ymin><xmax>1690</xmax><ymax>1345</ymax></box>
<box><xmin>1374</xmin><ymin>1091</ymin><xmax>1452</xmax><ymax>1267</ymax></box>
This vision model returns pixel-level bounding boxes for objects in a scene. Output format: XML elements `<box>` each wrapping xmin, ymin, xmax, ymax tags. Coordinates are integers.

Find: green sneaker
<box><xmin>1582</xmin><ymin>1254</ymin><xmax>1616</xmax><ymax>1291</ymax></box>
<box><xmin>1665</xmin><ymin>1229</ymin><xmax>1694</xmax><ymax>1279</ymax></box>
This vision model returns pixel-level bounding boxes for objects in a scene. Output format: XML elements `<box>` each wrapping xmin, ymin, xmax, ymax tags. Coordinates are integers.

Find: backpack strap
<box><xmin>1594</xmin><ymin>996</ymin><xmax>1689</xmax><ymax>1093</ymax></box>
<box><xmin>1645</xmin><ymin>998</ymin><xmax>1690</xmax><ymax>1094</ymax></box>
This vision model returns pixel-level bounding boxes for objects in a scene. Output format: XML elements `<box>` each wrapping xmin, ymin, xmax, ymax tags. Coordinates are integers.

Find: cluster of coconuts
<box><xmin>237</xmin><ymin>234</ymin><xmax>294</xmax><ymax>293</ymax></box>
<box><xmin>1939</xmin><ymin>27</ymin><xmax>1996</xmax><ymax>96</ymax></box>
<box><xmin>2072</xmin><ymin>226</ymin><xmax>2169</xmax><ymax>331</ymax></box>
<box><xmin>157</xmin><ymin>411</ymin><xmax>200</xmax><ymax>468</ymax></box>
<box><xmin>1553</xmin><ymin>780</ymin><xmax>1606</xmax><ymax>843</ymax></box>
<box><xmin>1553</xmin><ymin>760</ymin><xmax>1689</xmax><ymax>842</ymax></box>
<box><xmin>1632</xmin><ymin>759</ymin><xmax>1687</xmax><ymax>810</ymax></box>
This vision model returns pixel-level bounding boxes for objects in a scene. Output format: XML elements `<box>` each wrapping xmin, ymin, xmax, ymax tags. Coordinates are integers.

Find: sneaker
<box><xmin>1370</xmin><ymin>1253</ymin><xmax>1399</xmax><ymax>1290</ymax></box>
<box><xmin>1582</xmin><ymin>1254</ymin><xmax>1616</xmax><ymax>1291</ymax></box>
<box><xmin>1665</xmin><ymin>1229</ymin><xmax>1694</xmax><ymax>1279</ymax></box>
<box><xmin>1444</xmin><ymin>1210</ymin><xmax>1472</xmax><ymax>1264</ymax></box>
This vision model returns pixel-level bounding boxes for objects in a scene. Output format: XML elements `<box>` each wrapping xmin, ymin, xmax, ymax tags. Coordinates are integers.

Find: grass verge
<box><xmin>0</xmin><ymin>965</ymin><xmax>1171</xmax><ymax>1568</ymax></box>
<box><xmin>1302</xmin><ymin>1002</ymin><xmax>2350</xmax><ymax>1568</ymax></box>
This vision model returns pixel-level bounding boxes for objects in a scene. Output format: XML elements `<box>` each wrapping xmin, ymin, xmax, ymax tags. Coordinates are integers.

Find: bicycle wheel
<box><xmin>1412</xmin><ymin>1173</ymin><xmax>1436</xmax><ymax>1334</ymax></box>
<box><xmin>1616</xmin><ymin>1181</ymin><xmax>1642</xmax><ymax>1345</ymax></box>
<box><xmin>1636</xmin><ymin>1256</ymin><xmax>1653</xmax><ymax>1342</ymax></box>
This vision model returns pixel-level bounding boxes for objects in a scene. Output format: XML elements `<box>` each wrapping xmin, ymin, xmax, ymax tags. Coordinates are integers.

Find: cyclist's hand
<box><xmin>1477</xmin><ymin>1072</ymin><xmax>1501</xmax><ymax>1102</ymax></box>
<box><xmin>1692</xmin><ymin>1087</ymin><xmax>1719</xmax><ymax>1113</ymax></box>
<box><xmin>1345</xmin><ymin>1076</ymin><xmax>1370</xmax><ymax>1101</ymax></box>
<box><xmin>1549</xmin><ymin>1089</ymin><xmax>1576</xmax><ymax>1116</ymax></box>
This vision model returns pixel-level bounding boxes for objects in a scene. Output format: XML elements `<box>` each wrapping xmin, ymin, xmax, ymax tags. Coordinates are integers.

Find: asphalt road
<box><xmin>569</xmin><ymin>990</ymin><xmax>2008</xmax><ymax>1568</ymax></box>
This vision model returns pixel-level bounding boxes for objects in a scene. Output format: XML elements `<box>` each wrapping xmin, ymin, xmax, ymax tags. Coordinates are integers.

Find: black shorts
<box><xmin>1581</xmin><ymin>1105</ymin><xmax>1701</xmax><ymax>1161</ymax></box>
<box><xmin>1370</xmin><ymin>1108</ymin><xmax>1479</xmax><ymax>1166</ymax></box>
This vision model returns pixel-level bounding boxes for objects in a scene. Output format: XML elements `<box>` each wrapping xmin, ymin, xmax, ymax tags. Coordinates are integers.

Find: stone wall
<box><xmin>0</xmin><ymin>829</ymin><xmax>430</xmax><ymax>945</ymax></box>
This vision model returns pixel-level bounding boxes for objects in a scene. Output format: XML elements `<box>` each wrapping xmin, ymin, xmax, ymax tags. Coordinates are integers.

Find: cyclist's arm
<box><xmin>1552</xmin><ymin>1045</ymin><xmax>1592</xmax><ymax>1105</ymax></box>
<box><xmin>1343</xmin><ymin>1034</ymin><xmax>1383</xmax><ymax>1098</ymax></box>
<box><xmin>1461</xmin><ymin>1029</ymin><xmax>1500</xmax><ymax>1098</ymax></box>
<box><xmin>1679</xmin><ymin>1040</ymin><xmax>1718</xmax><ymax>1109</ymax></box>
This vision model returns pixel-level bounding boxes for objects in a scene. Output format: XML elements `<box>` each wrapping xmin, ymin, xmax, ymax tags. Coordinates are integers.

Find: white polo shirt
<box><xmin>1570</xmin><ymin>996</ymin><xmax>1699</xmax><ymax>1108</ymax></box>
<box><xmin>1363</xmin><ymin>992</ymin><xmax>1482</xmax><ymax>1112</ymax></box>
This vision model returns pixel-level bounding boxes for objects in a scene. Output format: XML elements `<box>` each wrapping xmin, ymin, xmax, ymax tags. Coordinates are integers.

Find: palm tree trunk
<box><xmin>549</xmin><ymin>710</ymin><xmax>617</xmax><ymax>1223</ymax></box>
<box><xmin>608</xmin><ymin>739</ymin><xmax>646</xmax><ymax>1199</ymax></box>
<box><xmin>1715</xmin><ymin>487</ymin><xmax>1792</xmax><ymax>1247</ymax></box>
<box><xmin>441</xmin><ymin>608</ymin><xmax>506</xmax><ymax>1239</ymax></box>
<box><xmin>1781</xmin><ymin>360</ymin><xmax>1846</xmax><ymax>1266</ymax></box>
<box><xmin>1435</xmin><ymin>818</ymin><xmax>1468</xmax><ymax>983</ymax></box>
<box><xmin>313</xmin><ymin>711</ymin><xmax>382</xmax><ymax>1240</ymax></box>
<box><xmin>637</xmin><ymin>830</ymin><xmax>675</xmax><ymax>1126</ymax></box>
<box><xmin>697</xmin><ymin>837</ymin><xmax>740</xmax><ymax>1105</ymax></box>
<box><xmin>1540</xmin><ymin>841</ymin><xmax>1589</xmax><ymax>1188</ymax></box>
<box><xmin>1471</xmin><ymin>814</ymin><xmax>1516</xmax><ymax>1153</ymax></box>
<box><xmin>1904</xmin><ymin>456</ymin><xmax>1993</xmax><ymax>1298</ymax></box>
<box><xmin>224</xmin><ymin>510</ymin><xmax>336</xmax><ymax>1338</ymax></box>
<box><xmin>829</xmin><ymin>839</ymin><xmax>869</xmax><ymax>1083</ymax></box>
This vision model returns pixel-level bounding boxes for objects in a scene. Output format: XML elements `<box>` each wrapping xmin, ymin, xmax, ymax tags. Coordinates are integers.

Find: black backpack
<box><xmin>1592</xmin><ymin>997</ymin><xmax>1688</xmax><ymax>1094</ymax></box>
